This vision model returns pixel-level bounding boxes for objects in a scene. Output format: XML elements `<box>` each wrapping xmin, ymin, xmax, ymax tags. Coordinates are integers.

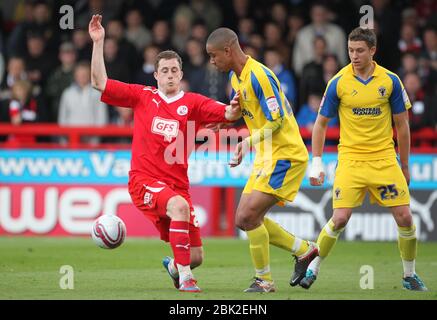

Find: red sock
<box><xmin>169</xmin><ymin>221</ymin><xmax>190</xmax><ymax>266</ymax></box>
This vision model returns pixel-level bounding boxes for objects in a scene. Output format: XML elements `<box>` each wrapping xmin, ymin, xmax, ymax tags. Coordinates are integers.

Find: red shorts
<box><xmin>128</xmin><ymin>174</ymin><xmax>202</xmax><ymax>247</ymax></box>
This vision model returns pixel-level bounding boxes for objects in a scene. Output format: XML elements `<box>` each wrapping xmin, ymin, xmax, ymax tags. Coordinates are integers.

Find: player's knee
<box><xmin>393</xmin><ymin>206</ymin><xmax>413</xmax><ymax>226</ymax></box>
<box><xmin>167</xmin><ymin>196</ymin><xmax>190</xmax><ymax>221</ymax></box>
<box><xmin>235</xmin><ymin>210</ymin><xmax>259</xmax><ymax>231</ymax></box>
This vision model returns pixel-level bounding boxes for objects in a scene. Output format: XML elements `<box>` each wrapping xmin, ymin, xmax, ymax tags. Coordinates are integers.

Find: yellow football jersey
<box><xmin>230</xmin><ymin>56</ymin><xmax>308</xmax><ymax>163</ymax></box>
<box><xmin>320</xmin><ymin>62</ymin><xmax>411</xmax><ymax>160</ymax></box>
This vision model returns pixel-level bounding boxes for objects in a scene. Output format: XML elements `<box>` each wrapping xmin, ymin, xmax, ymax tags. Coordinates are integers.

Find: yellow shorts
<box><xmin>243</xmin><ymin>159</ymin><xmax>307</xmax><ymax>203</ymax></box>
<box><xmin>333</xmin><ymin>158</ymin><xmax>410</xmax><ymax>209</ymax></box>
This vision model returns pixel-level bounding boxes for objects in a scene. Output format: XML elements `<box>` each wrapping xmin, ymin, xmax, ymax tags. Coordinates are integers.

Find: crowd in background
<box><xmin>0</xmin><ymin>0</ymin><xmax>436</xmax><ymax>145</ymax></box>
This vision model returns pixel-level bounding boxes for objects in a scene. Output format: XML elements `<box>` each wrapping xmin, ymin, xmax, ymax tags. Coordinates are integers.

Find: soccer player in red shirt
<box><xmin>89</xmin><ymin>15</ymin><xmax>241</xmax><ymax>292</ymax></box>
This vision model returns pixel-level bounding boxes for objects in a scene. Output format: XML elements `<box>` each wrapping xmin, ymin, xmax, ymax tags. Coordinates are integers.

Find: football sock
<box><xmin>246</xmin><ymin>224</ymin><xmax>272</xmax><ymax>281</ymax></box>
<box><xmin>169</xmin><ymin>220</ymin><xmax>192</xmax><ymax>281</ymax></box>
<box><xmin>308</xmin><ymin>219</ymin><xmax>343</xmax><ymax>275</ymax></box>
<box><xmin>398</xmin><ymin>224</ymin><xmax>417</xmax><ymax>277</ymax></box>
<box><xmin>263</xmin><ymin>217</ymin><xmax>293</xmax><ymax>251</ymax></box>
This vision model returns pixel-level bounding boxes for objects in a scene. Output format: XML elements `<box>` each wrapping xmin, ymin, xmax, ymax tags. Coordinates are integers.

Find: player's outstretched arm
<box><xmin>309</xmin><ymin>114</ymin><xmax>329</xmax><ymax>186</ymax></box>
<box><xmin>393</xmin><ymin>111</ymin><xmax>411</xmax><ymax>185</ymax></box>
<box><xmin>89</xmin><ymin>15</ymin><xmax>108</xmax><ymax>92</ymax></box>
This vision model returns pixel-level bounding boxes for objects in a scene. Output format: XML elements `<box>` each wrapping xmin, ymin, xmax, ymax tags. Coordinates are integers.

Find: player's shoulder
<box><xmin>250</xmin><ymin>58</ymin><xmax>271</xmax><ymax>75</ymax></box>
<box><xmin>326</xmin><ymin>65</ymin><xmax>349</xmax><ymax>89</ymax></box>
<box><xmin>141</xmin><ymin>85</ymin><xmax>159</xmax><ymax>94</ymax></box>
<box><xmin>377</xmin><ymin>64</ymin><xmax>402</xmax><ymax>83</ymax></box>
<box><xmin>182</xmin><ymin>91</ymin><xmax>210</xmax><ymax>103</ymax></box>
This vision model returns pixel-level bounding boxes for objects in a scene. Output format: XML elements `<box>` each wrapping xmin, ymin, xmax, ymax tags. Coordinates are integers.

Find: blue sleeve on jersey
<box><xmin>250</xmin><ymin>69</ymin><xmax>284</xmax><ymax>121</ymax></box>
<box><xmin>228</xmin><ymin>71</ymin><xmax>235</xmax><ymax>101</ymax></box>
<box><xmin>319</xmin><ymin>76</ymin><xmax>341</xmax><ymax>118</ymax></box>
<box><xmin>261</xmin><ymin>67</ymin><xmax>284</xmax><ymax>118</ymax></box>
<box><xmin>229</xmin><ymin>88</ymin><xmax>236</xmax><ymax>102</ymax></box>
<box><xmin>387</xmin><ymin>73</ymin><xmax>407</xmax><ymax>114</ymax></box>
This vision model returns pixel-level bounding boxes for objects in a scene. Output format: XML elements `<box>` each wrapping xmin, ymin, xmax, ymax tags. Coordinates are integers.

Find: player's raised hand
<box><xmin>89</xmin><ymin>14</ymin><xmax>105</xmax><ymax>42</ymax></box>
<box><xmin>229</xmin><ymin>139</ymin><xmax>249</xmax><ymax>167</ymax></box>
<box><xmin>230</xmin><ymin>91</ymin><xmax>241</xmax><ymax>111</ymax></box>
<box><xmin>225</xmin><ymin>91</ymin><xmax>242</xmax><ymax>121</ymax></box>
<box><xmin>309</xmin><ymin>156</ymin><xmax>325</xmax><ymax>186</ymax></box>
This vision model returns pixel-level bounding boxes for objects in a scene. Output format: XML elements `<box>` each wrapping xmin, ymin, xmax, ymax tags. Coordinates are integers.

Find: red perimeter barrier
<box><xmin>0</xmin><ymin>124</ymin><xmax>435</xmax><ymax>152</ymax></box>
<box><xmin>0</xmin><ymin>124</ymin><xmax>435</xmax><ymax>236</ymax></box>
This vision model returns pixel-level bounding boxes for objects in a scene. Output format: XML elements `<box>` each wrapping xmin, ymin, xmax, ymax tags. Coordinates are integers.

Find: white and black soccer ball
<box><xmin>91</xmin><ymin>215</ymin><xmax>126</xmax><ymax>249</ymax></box>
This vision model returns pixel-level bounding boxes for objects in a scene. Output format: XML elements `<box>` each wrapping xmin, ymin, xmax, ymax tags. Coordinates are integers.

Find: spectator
<box><xmin>9</xmin><ymin>80</ymin><xmax>36</xmax><ymax>124</ymax></box>
<box><xmin>264</xmin><ymin>48</ymin><xmax>297</xmax><ymax>108</ymax></box>
<box><xmin>125</xmin><ymin>9</ymin><xmax>152</xmax><ymax>54</ymax></box>
<box><xmin>104</xmin><ymin>37</ymin><xmax>131</xmax><ymax>83</ymax></box>
<box><xmin>171</xmin><ymin>9</ymin><xmax>193</xmax><ymax>54</ymax></box>
<box><xmin>403</xmin><ymin>72</ymin><xmax>427</xmax><ymax>131</ymax></box>
<box><xmin>270</xmin><ymin>2</ymin><xmax>288</xmax><ymax>32</ymax></box>
<box><xmin>184</xmin><ymin>38</ymin><xmax>207</xmax><ymax>92</ymax></box>
<box><xmin>398</xmin><ymin>52</ymin><xmax>428</xmax><ymax>82</ymax></box>
<box><xmin>285</xmin><ymin>10</ymin><xmax>305</xmax><ymax>49</ymax></box>
<box><xmin>191</xmin><ymin>19</ymin><xmax>208</xmax><ymax>43</ymax></box>
<box><xmin>414</xmin><ymin>0</ymin><xmax>437</xmax><ymax>28</ymax></box>
<box><xmin>401</xmin><ymin>7</ymin><xmax>420</xmax><ymax>30</ymax></box>
<box><xmin>419</xmin><ymin>26</ymin><xmax>437</xmax><ymax>92</ymax></box>
<box><xmin>372</xmin><ymin>0</ymin><xmax>402</xmax><ymax>71</ymax></box>
<box><xmin>248</xmin><ymin>33</ymin><xmax>264</xmax><ymax>59</ymax></box>
<box><xmin>113</xmin><ymin>106</ymin><xmax>133</xmax><ymax>127</ymax></box>
<box><xmin>300</xmin><ymin>53</ymin><xmax>339</xmax><ymax>109</ymax></box>
<box><xmin>293</xmin><ymin>2</ymin><xmax>347</xmax><ymax>76</ymax></box>
<box><xmin>237</xmin><ymin>17</ymin><xmax>256</xmax><ymax>47</ymax></box>
<box><xmin>398</xmin><ymin>23</ymin><xmax>422</xmax><ymax>55</ymax></box>
<box><xmin>7</xmin><ymin>79</ymin><xmax>48</xmax><ymax>143</ymax></box>
<box><xmin>24</xmin><ymin>31</ymin><xmax>56</xmax><ymax>89</ymax></box>
<box><xmin>135</xmin><ymin>45</ymin><xmax>159</xmax><ymax>86</ymax></box>
<box><xmin>7</xmin><ymin>0</ymin><xmax>58</xmax><ymax>57</ymax></box>
<box><xmin>45</xmin><ymin>42</ymin><xmax>77</xmax><ymax>123</ymax></box>
<box><xmin>72</xmin><ymin>28</ymin><xmax>92</xmax><ymax>62</ymax></box>
<box><xmin>2</xmin><ymin>57</ymin><xmax>27</xmax><ymax>92</ymax></box>
<box><xmin>176</xmin><ymin>0</ymin><xmax>222</xmax><ymax>32</ymax></box>
<box><xmin>264</xmin><ymin>21</ymin><xmax>290</xmax><ymax>69</ymax></box>
<box><xmin>75</xmin><ymin>0</ymin><xmax>114</xmax><ymax>29</ymax></box>
<box><xmin>111</xmin><ymin>107</ymin><xmax>134</xmax><ymax>143</ymax></box>
<box><xmin>106</xmin><ymin>19</ymin><xmax>140</xmax><ymax>76</ymax></box>
<box><xmin>151</xmin><ymin>20</ymin><xmax>173</xmax><ymax>51</ymax></box>
<box><xmin>58</xmin><ymin>62</ymin><xmax>108</xmax><ymax>144</ymax></box>
<box><xmin>296</xmin><ymin>91</ymin><xmax>338</xmax><ymax>145</ymax></box>
<box><xmin>0</xmin><ymin>52</ymin><xmax>4</xmax><ymax>88</ymax></box>
<box><xmin>243</xmin><ymin>44</ymin><xmax>261</xmax><ymax>61</ymax></box>
<box><xmin>300</xmin><ymin>36</ymin><xmax>328</xmax><ymax>105</ymax></box>
<box><xmin>104</xmin><ymin>37</ymin><xmax>131</xmax><ymax>123</ymax></box>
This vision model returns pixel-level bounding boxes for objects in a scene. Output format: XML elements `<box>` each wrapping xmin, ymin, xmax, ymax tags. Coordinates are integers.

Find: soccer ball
<box><xmin>91</xmin><ymin>215</ymin><xmax>126</xmax><ymax>249</ymax></box>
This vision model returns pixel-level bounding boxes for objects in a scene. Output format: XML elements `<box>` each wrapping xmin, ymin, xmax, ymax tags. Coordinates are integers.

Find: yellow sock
<box><xmin>398</xmin><ymin>225</ymin><xmax>417</xmax><ymax>261</ymax></box>
<box><xmin>317</xmin><ymin>219</ymin><xmax>343</xmax><ymax>258</ymax></box>
<box><xmin>246</xmin><ymin>224</ymin><xmax>272</xmax><ymax>281</ymax></box>
<box><xmin>263</xmin><ymin>217</ymin><xmax>292</xmax><ymax>251</ymax></box>
<box><xmin>263</xmin><ymin>217</ymin><xmax>309</xmax><ymax>256</ymax></box>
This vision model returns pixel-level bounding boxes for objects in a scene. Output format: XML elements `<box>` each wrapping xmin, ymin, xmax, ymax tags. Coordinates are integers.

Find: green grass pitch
<box><xmin>0</xmin><ymin>237</ymin><xmax>436</xmax><ymax>300</ymax></box>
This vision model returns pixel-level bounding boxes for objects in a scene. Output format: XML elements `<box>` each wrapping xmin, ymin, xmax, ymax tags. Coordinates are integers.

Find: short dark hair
<box><xmin>348</xmin><ymin>27</ymin><xmax>377</xmax><ymax>48</ymax></box>
<box><xmin>155</xmin><ymin>50</ymin><xmax>183</xmax><ymax>71</ymax></box>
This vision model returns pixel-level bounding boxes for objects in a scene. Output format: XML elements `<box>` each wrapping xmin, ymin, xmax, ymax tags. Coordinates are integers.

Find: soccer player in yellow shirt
<box><xmin>304</xmin><ymin>27</ymin><xmax>427</xmax><ymax>291</ymax></box>
<box><xmin>206</xmin><ymin>28</ymin><xmax>318</xmax><ymax>292</ymax></box>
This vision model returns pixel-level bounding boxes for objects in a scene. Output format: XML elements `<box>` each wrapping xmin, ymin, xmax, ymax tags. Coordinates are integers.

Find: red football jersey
<box><xmin>101</xmin><ymin>79</ymin><xmax>227</xmax><ymax>190</ymax></box>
